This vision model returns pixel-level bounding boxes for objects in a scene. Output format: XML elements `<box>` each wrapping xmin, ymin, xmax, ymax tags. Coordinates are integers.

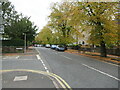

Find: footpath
<box><xmin>2</xmin><ymin>47</ymin><xmax>37</xmax><ymax>56</ymax></box>
<box><xmin>65</xmin><ymin>49</ymin><xmax>120</xmax><ymax>65</ymax></box>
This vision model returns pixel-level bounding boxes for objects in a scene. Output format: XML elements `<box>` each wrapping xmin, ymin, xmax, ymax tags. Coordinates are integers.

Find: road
<box><xmin>36</xmin><ymin>47</ymin><xmax>119</xmax><ymax>88</ymax></box>
<box><xmin>1</xmin><ymin>47</ymin><xmax>119</xmax><ymax>89</ymax></box>
<box><xmin>1</xmin><ymin>48</ymin><xmax>70</xmax><ymax>89</ymax></box>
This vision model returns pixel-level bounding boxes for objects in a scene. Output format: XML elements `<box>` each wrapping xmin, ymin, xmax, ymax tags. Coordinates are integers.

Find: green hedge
<box><xmin>2</xmin><ymin>39</ymin><xmax>24</xmax><ymax>46</ymax></box>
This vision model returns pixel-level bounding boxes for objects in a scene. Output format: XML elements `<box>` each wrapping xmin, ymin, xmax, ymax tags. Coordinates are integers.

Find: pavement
<box><xmin>2</xmin><ymin>70</ymin><xmax>55</xmax><ymax>88</ymax></box>
<box><xmin>1</xmin><ymin>47</ymin><xmax>71</xmax><ymax>89</ymax></box>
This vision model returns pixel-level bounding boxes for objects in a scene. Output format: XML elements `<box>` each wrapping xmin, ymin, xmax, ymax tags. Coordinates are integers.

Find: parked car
<box><xmin>51</xmin><ymin>45</ymin><xmax>57</xmax><ymax>49</ymax></box>
<box><xmin>56</xmin><ymin>45</ymin><xmax>65</xmax><ymax>51</ymax></box>
<box><xmin>45</xmin><ymin>44</ymin><xmax>51</xmax><ymax>48</ymax></box>
<box><xmin>34</xmin><ymin>44</ymin><xmax>40</xmax><ymax>47</ymax></box>
<box><xmin>37</xmin><ymin>44</ymin><xmax>41</xmax><ymax>47</ymax></box>
<box><xmin>40</xmin><ymin>44</ymin><xmax>44</xmax><ymax>47</ymax></box>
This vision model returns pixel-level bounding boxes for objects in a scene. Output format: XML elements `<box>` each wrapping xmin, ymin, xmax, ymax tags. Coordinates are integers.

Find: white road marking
<box><xmin>66</xmin><ymin>51</ymin><xmax>119</xmax><ymax>67</ymax></box>
<box><xmin>13</xmin><ymin>76</ymin><xmax>28</xmax><ymax>81</ymax></box>
<box><xmin>44</xmin><ymin>66</ymin><xmax>48</xmax><ymax>70</ymax></box>
<box><xmin>82</xmin><ymin>63</ymin><xmax>120</xmax><ymax>81</ymax></box>
<box><xmin>16</xmin><ymin>56</ymin><xmax>19</xmax><ymax>59</ymax></box>
<box><xmin>36</xmin><ymin>55</ymin><xmax>41</xmax><ymax>60</ymax></box>
<box><xmin>43</xmin><ymin>63</ymin><xmax>46</xmax><ymax>67</ymax></box>
<box><xmin>41</xmin><ymin>60</ymin><xmax>44</xmax><ymax>64</ymax></box>
<box><xmin>61</xmin><ymin>55</ymin><xmax>72</xmax><ymax>60</ymax></box>
<box><xmin>35</xmin><ymin>48</ymin><xmax>41</xmax><ymax>55</ymax></box>
<box><xmin>46</xmin><ymin>70</ymin><xmax>49</xmax><ymax>73</ymax></box>
<box><xmin>35</xmin><ymin>48</ymin><xmax>50</xmax><ymax>74</ymax></box>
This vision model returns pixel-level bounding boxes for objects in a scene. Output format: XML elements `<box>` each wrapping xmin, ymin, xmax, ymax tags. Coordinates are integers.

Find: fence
<box><xmin>68</xmin><ymin>46</ymin><xmax>120</xmax><ymax>56</ymax></box>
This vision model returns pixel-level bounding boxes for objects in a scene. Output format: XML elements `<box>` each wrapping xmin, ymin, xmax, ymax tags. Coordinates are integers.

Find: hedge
<box><xmin>2</xmin><ymin>39</ymin><xmax>24</xmax><ymax>46</ymax></box>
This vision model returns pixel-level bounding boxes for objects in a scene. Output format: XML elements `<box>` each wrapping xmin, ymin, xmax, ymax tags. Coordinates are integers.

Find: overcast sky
<box><xmin>9</xmin><ymin>0</ymin><xmax>62</xmax><ymax>32</ymax></box>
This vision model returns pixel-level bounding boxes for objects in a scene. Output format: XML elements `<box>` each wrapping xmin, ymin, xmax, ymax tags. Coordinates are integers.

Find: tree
<box><xmin>2</xmin><ymin>1</ymin><xmax>19</xmax><ymax>26</ymax></box>
<box><xmin>36</xmin><ymin>1</ymin><xmax>119</xmax><ymax>57</ymax></box>
<box><xmin>35</xmin><ymin>26</ymin><xmax>53</xmax><ymax>44</ymax></box>
<box><xmin>5</xmin><ymin>17</ymin><xmax>37</xmax><ymax>42</ymax></box>
<box><xmin>2</xmin><ymin>1</ymin><xmax>38</xmax><ymax>43</ymax></box>
<box><xmin>75</xmin><ymin>2</ymin><xmax>119</xmax><ymax>57</ymax></box>
<box><xmin>49</xmin><ymin>2</ymin><xmax>77</xmax><ymax>45</ymax></box>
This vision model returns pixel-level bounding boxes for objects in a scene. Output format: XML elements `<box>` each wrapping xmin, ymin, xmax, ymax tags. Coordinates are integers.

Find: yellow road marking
<box><xmin>52</xmin><ymin>73</ymin><xmax>72</xmax><ymax>90</ymax></box>
<box><xmin>0</xmin><ymin>69</ymin><xmax>72</xmax><ymax>89</ymax></box>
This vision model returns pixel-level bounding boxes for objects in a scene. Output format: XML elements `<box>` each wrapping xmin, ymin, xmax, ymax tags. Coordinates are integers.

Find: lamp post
<box><xmin>24</xmin><ymin>33</ymin><xmax>26</xmax><ymax>53</ymax></box>
<box><xmin>23</xmin><ymin>33</ymin><xmax>26</xmax><ymax>53</ymax></box>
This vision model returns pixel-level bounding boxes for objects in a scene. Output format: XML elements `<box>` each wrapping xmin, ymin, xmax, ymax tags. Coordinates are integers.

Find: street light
<box><xmin>23</xmin><ymin>33</ymin><xmax>26</xmax><ymax>53</ymax></box>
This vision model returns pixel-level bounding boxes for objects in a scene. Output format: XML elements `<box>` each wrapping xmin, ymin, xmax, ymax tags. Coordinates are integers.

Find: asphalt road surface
<box><xmin>1</xmin><ymin>47</ymin><xmax>120</xmax><ymax>89</ymax></box>
<box><xmin>1</xmin><ymin>48</ymin><xmax>71</xmax><ymax>89</ymax></box>
<box><xmin>35</xmin><ymin>47</ymin><xmax>119</xmax><ymax>88</ymax></box>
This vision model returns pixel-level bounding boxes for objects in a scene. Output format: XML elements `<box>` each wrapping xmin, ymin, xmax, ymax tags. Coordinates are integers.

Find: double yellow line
<box><xmin>0</xmin><ymin>69</ymin><xmax>72</xmax><ymax>90</ymax></box>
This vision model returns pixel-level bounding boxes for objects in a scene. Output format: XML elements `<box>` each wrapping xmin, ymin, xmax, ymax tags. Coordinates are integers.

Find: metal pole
<box><xmin>24</xmin><ymin>33</ymin><xmax>26</xmax><ymax>53</ymax></box>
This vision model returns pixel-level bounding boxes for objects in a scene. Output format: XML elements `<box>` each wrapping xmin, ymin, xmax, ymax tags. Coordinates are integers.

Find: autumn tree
<box><xmin>36</xmin><ymin>1</ymin><xmax>119</xmax><ymax>57</ymax></box>
<box><xmin>35</xmin><ymin>26</ymin><xmax>53</xmax><ymax>44</ymax></box>
<box><xmin>49</xmin><ymin>2</ymin><xmax>78</xmax><ymax>45</ymax></box>
<box><xmin>75</xmin><ymin>2</ymin><xmax>119</xmax><ymax>57</ymax></box>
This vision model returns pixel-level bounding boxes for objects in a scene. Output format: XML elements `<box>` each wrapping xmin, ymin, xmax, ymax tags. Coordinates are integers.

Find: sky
<box><xmin>9</xmin><ymin>0</ymin><xmax>62</xmax><ymax>32</ymax></box>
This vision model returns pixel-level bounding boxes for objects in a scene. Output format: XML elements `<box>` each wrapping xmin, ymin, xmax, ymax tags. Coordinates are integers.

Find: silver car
<box><xmin>56</xmin><ymin>45</ymin><xmax>65</xmax><ymax>51</ymax></box>
<box><xmin>45</xmin><ymin>44</ymin><xmax>51</xmax><ymax>48</ymax></box>
<box><xmin>51</xmin><ymin>45</ymin><xmax>57</xmax><ymax>49</ymax></box>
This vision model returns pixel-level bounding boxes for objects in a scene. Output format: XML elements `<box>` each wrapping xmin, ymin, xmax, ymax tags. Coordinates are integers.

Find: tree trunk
<box><xmin>100</xmin><ymin>41</ymin><xmax>107</xmax><ymax>57</ymax></box>
<box><xmin>117</xmin><ymin>46</ymin><xmax>120</xmax><ymax>56</ymax></box>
